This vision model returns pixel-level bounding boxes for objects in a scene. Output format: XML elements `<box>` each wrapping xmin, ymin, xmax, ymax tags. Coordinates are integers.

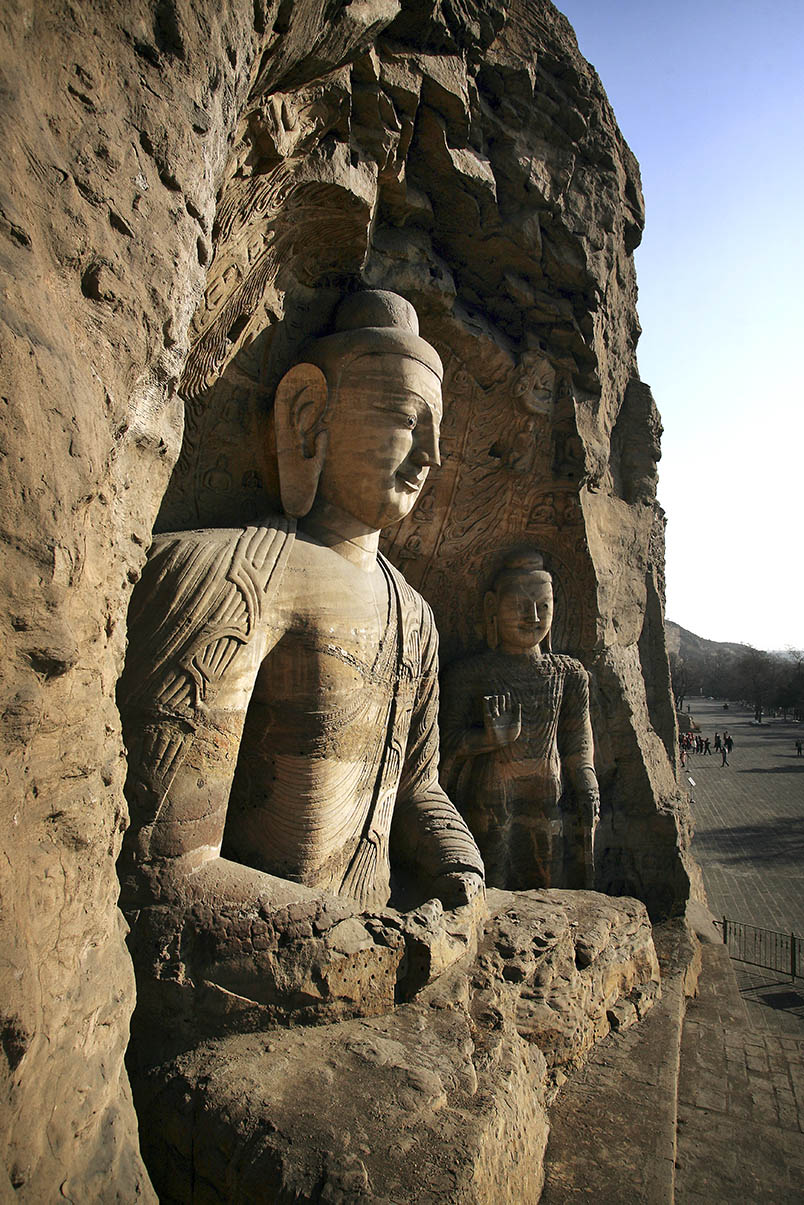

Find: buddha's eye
<box><xmin>403</xmin><ymin>413</ymin><xmax>417</xmax><ymax>429</ymax></box>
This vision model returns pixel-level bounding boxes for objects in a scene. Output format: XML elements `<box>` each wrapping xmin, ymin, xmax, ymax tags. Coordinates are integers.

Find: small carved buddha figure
<box><xmin>440</xmin><ymin>552</ymin><xmax>599</xmax><ymax>890</ymax></box>
<box><xmin>118</xmin><ymin>291</ymin><xmax>484</xmax><ymax>1017</ymax></box>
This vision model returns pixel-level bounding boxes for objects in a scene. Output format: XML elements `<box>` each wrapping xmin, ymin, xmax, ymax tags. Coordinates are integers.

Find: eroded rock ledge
<box><xmin>130</xmin><ymin>890</ymin><xmax>659</xmax><ymax>1202</ymax></box>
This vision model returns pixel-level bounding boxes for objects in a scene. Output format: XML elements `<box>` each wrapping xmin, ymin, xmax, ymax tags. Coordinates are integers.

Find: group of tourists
<box><xmin>680</xmin><ymin>731</ymin><xmax>710</xmax><ymax>756</ymax></box>
<box><xmin>679</xmin><ymin>728</ymin><xmax>734</xmax><ymax>767</ymax></box>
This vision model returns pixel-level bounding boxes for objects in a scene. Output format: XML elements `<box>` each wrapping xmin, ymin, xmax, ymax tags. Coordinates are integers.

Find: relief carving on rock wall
<box><xmin>440</xmin><ymin>549</ymin><xmax>599</xmax><ymax>892</ymax></box>
<box><xmin>381</xmin><ymin>345</ymin><xmax>595</xmax><ymax>664</ymax></box>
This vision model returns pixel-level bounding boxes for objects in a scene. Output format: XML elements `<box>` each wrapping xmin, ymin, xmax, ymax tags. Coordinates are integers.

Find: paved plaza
<box><xmin>675</xmin><ymin>698</ymin><xmax>804</xmax><ymax>1201</ymax></box>
<box><xmin>682</xmin><ymin>698</ymin><xmax>804</xmax><ymax>1034</ymax></box>
<box><xmin>683</xmin><ymin>698</ymin><xmax>804</xmax><ymax>937</ymax></box>
<box><xmin>682</xmin><ymin>699</ymin><xmax>803</xmax><ymax>1026</ymax></box>
<box><xmin>675</xmin><ymin>943</ymin><xmax>804</xmax><ymax>1203</ymax></box>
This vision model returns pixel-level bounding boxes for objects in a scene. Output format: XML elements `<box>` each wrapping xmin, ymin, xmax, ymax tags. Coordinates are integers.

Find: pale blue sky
<box><xmin>556</xmin><ymin>0</ymin><xmax>803</xmax><ymax>651</ymax></box>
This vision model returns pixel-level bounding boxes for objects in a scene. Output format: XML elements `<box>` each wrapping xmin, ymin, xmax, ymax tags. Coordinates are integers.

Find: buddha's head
<box><xmin>484</xmin><ymin>551</ymin><xmax>554</xmax><ymax>654</ymax></box>
<box><xmin>273</xmin><ymin>290</ymin><xmax>443</xmax><ymax>531</ymax></box>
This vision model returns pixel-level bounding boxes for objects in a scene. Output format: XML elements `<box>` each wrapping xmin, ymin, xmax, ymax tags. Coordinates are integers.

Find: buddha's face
<box><xmin>494</xmin><ymin>572</ymin><xmax>554</xmax><ymax>652</ymax></box>
<box><xmin>317</xmin><ymin>353</ymin><xmax>442</xmax><ymax>530</ymax></box>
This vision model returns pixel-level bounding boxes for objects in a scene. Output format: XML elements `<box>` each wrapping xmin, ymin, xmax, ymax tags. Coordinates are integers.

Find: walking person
<box><xmin>704</xmin><ymin>738</ymin><xmax>711</xmax><ymax>755</ymax></box>
<box><xmin>714</xmin><ymin>732</ymin><xmax>721</xmax><ymax>751</ymax></box>
<box><xmin>796</xmin><ymin>739</ymin><xmax>802</xmax><ymax>758</ymax></box>
<box><xmin>725</xmin><ymin>734</ymin><xmax>734</xmax><ymax>755</ymax></box>
<box><xmin>720</xmin><ymin>744</ymin><xmax>729</xmax><ymax>767</ymax></box>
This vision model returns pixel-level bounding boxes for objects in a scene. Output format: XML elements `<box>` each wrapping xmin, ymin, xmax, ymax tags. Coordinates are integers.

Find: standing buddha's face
<box><xmin>493</xmin><ymin>572</ymin><xmax>554</xmax><ymax>653</ymax></box>
<box><xmin>316</xmin><ymin>353</ymin><xmax>442</xmax><ymax>531</ymax></box>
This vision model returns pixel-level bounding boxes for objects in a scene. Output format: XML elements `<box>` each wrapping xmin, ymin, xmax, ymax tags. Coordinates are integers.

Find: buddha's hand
<box><xmin>586</xmin><ymin>789</ymin><xmax>601</xmax><ymax>823</ymax></box>
<box><xmin>482</xmin><ymin>693</ymin><xmax>522</xmax><ymax>747</ymax></box>
<box><xmin>432</xmin><ymin>870</ymin><xmax>485</xmax><ymax>908</ymax></box>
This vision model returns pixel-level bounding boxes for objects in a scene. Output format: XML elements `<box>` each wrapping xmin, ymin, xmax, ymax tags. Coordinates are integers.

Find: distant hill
<box><xmin>665</xmin><ymin>621</ymin><xmax>803</xmax><ymax>716</ymax></box>
<box><xmin>665</xmin><ymin>621</ymin><xmax>747</xmax><ymax>663</ymax></box>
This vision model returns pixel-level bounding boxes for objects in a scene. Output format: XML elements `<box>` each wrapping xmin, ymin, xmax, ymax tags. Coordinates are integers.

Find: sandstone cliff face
<box><xmin>0</xmin><ymin>0</ymin><xmax>690</xmax><ymax>1197</ymax></box>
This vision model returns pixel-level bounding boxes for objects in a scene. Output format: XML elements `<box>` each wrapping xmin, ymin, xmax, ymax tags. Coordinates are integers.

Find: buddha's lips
<box><xmin>396</xmin><ymin>469</ymin><xmax>426</xmax><ymax>493</ymax></box>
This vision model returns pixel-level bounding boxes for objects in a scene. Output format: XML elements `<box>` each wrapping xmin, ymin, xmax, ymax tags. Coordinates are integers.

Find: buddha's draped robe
<box><xmin>440</xmin><ymin>650</ymin><xmax>594</xmax><ymax>890</ymax></box>
<box><xmin>119</xmin><ymin>518</ymin><xmax>483</xmax><ymax>911</ymax></box>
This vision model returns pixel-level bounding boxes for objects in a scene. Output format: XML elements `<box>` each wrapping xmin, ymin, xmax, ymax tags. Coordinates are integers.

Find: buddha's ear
<box><xmin>273</xmin><ymin>363</ymin><xmax>329</xmax><ymax>518</ymax></box>
<box><xmin>483</xmin><ymin>591</ymin><xmax>499</xmax><ymax>650</ymax></box>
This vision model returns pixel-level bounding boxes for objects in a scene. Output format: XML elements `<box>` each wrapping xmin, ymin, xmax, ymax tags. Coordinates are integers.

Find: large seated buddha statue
<box><xmin>118</xmin><ymin>291</ymin><xmax>485</xmax><ymax>1037</ymax></box>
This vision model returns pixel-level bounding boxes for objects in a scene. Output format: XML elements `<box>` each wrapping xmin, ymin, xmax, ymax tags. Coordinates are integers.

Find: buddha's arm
<box><xmin>121</xmin><ymin>669</ymin><xmax>280</xmax><ymax>909</ymax></box>
<box><xmin>392</xmin><ymin>610</ymin><xmax>485</xmax><ymax>905</ymax></box>
<box><xmin>557</xmin><ymin>662</ymin><xmax>599</xmax><ymax>887</ymax></box>
<box><xmin>119</xmin><ymin>523</ymin><xmax>295</xmax><ymax>914</ymax></box>
<box><xmin>439</xmin><ymin>659</ymin><xmax>490</xmax><ymax>791</ymax></box>
<box><xmin>557</xmin><ymin>662</ymin><xmax>599</xmax><ymax>810</ymax></box>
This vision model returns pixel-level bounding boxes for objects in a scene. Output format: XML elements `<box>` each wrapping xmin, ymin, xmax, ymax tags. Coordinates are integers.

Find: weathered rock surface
<box><xmin>130</xmin><ymin>890</ymin><xmax>660</xmax><ymax>1202</ymax></box>
<box><xmin>127</xmin><ymin>878</ymin><xmax>486</xmax><ymax>1047</ymax></box>
<box><xmin>1</xmin><ymin>0</ymin><xmax>691</xmax><ymax>1197</ymax></box>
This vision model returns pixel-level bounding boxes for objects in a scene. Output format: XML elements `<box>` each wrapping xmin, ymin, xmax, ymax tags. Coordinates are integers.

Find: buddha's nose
<box><xmin>412</xmin><ymin>418</ymin><xmax>441</xmax><ymax>468</ymax></box>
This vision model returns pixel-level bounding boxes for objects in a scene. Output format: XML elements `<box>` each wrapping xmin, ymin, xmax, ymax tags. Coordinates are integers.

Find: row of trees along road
<box><xmin>668</xmin><ymin>644</ymin><xmax>804</xmax><ymax>722</ymax></box>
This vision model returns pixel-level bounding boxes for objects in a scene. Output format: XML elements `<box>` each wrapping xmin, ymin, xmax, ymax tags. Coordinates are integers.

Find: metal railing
<box><xmin>714</xmin><ymin>917</ymin><xmax>801</xmax><ymax>980</ymax></box>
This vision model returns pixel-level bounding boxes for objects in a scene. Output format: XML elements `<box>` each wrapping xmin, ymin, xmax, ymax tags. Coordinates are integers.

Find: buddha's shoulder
<box><xmin>544</xmin><ymin>652</ymin><xmax>588</xmax><ymax>681</ymax></box>
<box><xmin>132</xmin><ymin>517</ymin><xmax>295</xmax><ymax>624</ymax></box>
<box><xmin>148</xmin><ymin>515</ymin><xmax>293</xmax><ymax>565</ymax></box>
<box><xmin>124</xmin><ymin>519</ymin><xmax>296</xmax><ymax>696</ymax></box>
<box><xmin>441</xmin><ymin>648</ymin><xmax>497</xmax><ymax>687</ymax></box>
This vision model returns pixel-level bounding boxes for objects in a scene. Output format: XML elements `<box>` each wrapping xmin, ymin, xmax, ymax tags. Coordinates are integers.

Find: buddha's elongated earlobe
<box><xmin>483</xmin><ymin>591</ymin><xmax>499</xmax><ymax>650</ymax></box>
<box><xmin>273</xmin><ymin>363</ymin><xmax>329</xmax><ymax>518</ymax></box>
<box><xmin>542</xmin><ymin>584</ymin><xmax>554</xmax><ymax>652</ymax></box>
